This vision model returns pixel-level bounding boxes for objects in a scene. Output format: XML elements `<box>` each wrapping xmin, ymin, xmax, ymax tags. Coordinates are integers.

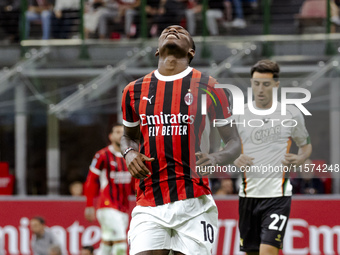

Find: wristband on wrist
<box><xmin>123</xmin><ymin>147</ymin><xmax>135</xmax><ymax>159</ymax></box>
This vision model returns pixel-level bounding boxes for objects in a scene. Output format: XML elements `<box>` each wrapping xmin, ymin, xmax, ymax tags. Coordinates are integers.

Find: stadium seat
<box><xmin>0</xmin><ymin>162</ymin><xmax>14</xmax><ymax>195</ymax></box>
<box><xmin>312</xmin><ymin>159</ymin><xmax>333</xmax><ymax>194</ymax></box>
<box><xmin>295</xmin><ymin>0</ymin><xmax>330</xmax><ymax>33</ymax></box>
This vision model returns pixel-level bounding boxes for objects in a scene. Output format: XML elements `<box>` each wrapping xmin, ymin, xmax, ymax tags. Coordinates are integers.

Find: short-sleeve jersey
<box><xmin>122</xmin><ymin>67</ymin><xmax>232</xmax><ymax>206</ymax></box>
<box><xmin>84</xmin><ymin>145</ymin><xmax>133</xmax><ymax>213</ymax></box>
<box><xmin>235</xmin><ymin>102</ymin><xmax>311</xmax><ymax>198</ymax></box>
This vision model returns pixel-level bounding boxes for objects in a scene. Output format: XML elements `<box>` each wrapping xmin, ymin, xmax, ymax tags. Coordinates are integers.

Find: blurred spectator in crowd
<box><xmin>151</xmin><ymin>0</ymin><xmax>187</xmax><ymax>36</ymax></box>
<box><xmin>25</xmin><ymin>0</ymin><xmax>54</xmax><ymax>40</ymax></box>
<box><xmin>53</xmin><ymin>0</ymin><xmax>80</xmax><ymax>38</ymax></box>
<box><xmin>84</xmin><ymin>0</ymin><xmax>119</xmax><ymax>38</ymax></box>
<box><xmin>0</xmin><ymin>0</ymin><xmax>20</xmax><ymax>42</ymax></box>
<box><xmin>331</xmin><ymin>0</ymin><xmax>340</xmax><ymax>25</ymax></box>
<box><xmin>69</xmin><ymin>181</ymin><xmax>83</xmax><ymax>196</ymax></box>
<box><xmin>48</xmin><ymin>244</ymin><xmax>62</xmax><ymax>255</ymax></box>
<box><xmin>128</xmin><ymin>0</ymin><xmax>161</xmax><ymax>38</ymax></box>
<box><xmin>98</xmin><ymin>0</ymin><xmax>140</xmax><ymax>39</ymax></box>
<box><xmin>206</xmin><ymin>0</ymin><xmax>230</xmax><ymax>35</ymax></box>
<box><xmin>291</xmin><ymin>159</ymin><xmax>325</xmax><ymax>195</ymax></box>
<box><xmin>229</xmin><ymin>0</ymin><xmax>246</xmax><ymax>28</ymax></box>
<box><xmin>123</xmin><ymin>0</ymin><xmax>141</xmax><ymax>38</ymax></box>
<box><xmin>185</xmin><ymin>0</ymin><xmax>203</xmax><ymax>36</ymax></box>
<box><xmin>81</xmin><ymin>246</ymin><xmax>94</xmax><ymax>255</ymax></box>
<box><xmin>30</xmin><ymin>216</ymin><xmax>60</xmax><ymax>255</ymax></box>
<box><xmin>185</xmin><ymin>0</ymin><xmax>248</xmax><ymax>35</ymax></box>
<box><xmin>214</xmin><ymin>178</ymin><xmax>234</xmax><ymax>195</ymax></box>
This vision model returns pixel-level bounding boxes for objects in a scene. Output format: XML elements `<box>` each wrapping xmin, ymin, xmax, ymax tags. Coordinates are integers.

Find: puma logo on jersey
<box><xmin>142</xmin><ymin>95</ymin><xmax>154</xmax><ymax>104</ymax></box>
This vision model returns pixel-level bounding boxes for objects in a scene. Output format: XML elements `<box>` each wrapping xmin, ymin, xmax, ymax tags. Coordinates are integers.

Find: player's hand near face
<box><xmin>281</xmin><ymin>153</ymin><xmax>305</xmax><ymax>167</ymax></box>
<box><xmin>125</xmin><ymin>150</ymin><xmax>154</xmax><ymax>179</ymax></box>
<box><xmin>84</xmin><ymin>207</ymin><xmax>96</xmax><ymax>222</ymax></box>
<box><xmin>234</xmin><ymin>154</ymin><xmax>255</xmax><ymax>168</ymax></box>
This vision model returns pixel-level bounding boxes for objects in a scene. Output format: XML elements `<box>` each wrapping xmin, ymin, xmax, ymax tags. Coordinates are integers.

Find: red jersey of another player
<box><xmin>84</xmin><ymin>145</ymin><xmax>133</xmax><ymax>213</ymax></box>
<box><xmin>121</xmin><ymin>67</ymin><xmax>232</xmax><ymax>207</ymax></box>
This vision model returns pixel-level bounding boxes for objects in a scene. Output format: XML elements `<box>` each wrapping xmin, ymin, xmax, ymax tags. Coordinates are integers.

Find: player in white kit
<box><xmin>234</xmin><ymin>60</ymin><xmax>312</xmax><ymax>255</ymax></box>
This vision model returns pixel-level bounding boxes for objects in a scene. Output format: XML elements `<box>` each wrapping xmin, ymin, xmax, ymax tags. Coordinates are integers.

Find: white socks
<box><xmin>97</xmin><ymin>242</ymin><xmax>127</xmax><ymax>255</ymax></box>
<box><xmin>98</xmin><ymin>243</ymin><xmax>112</xmax><ymax>255</ymax></box>
<box><xmin>112</xmin><ymin>242</ymin><xmax>127</xmax><ymax>255</ymax></box>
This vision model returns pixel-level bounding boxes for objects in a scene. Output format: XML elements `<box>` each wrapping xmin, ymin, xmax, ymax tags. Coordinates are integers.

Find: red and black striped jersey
<box><xmin>84</xmin><ymin>145</ymin><xmax>134</xmax><ymax>213</ymax></box>
<box><xmin>121</xmin><ymin>67</ymin><xmax>232</xmax><ymax>206</ymax></box>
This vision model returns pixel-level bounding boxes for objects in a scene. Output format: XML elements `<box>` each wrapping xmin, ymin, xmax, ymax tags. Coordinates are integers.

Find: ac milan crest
<box><xmin>184</xmin><ymin>89</ymin><xmax>193</xmax><ymax>106</ymax></box>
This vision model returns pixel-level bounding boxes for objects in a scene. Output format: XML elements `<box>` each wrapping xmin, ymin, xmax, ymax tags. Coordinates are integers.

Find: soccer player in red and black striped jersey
<box><xmin>84</xmin><ymin>124</ymin><xmax>133</xmax><ymax>255</ymax></box>
<box><xmin>121</xmin><ymin>25</ymin><xmax>241</xmax><ymax>255</ymax></box>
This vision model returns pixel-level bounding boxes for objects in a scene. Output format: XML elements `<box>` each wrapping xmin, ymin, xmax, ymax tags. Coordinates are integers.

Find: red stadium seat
<box><xmin>0</xmin><ymin>162</ymin><xmax>14</xmax><ymax>195</ymax></box>
<box><xmin>295</xmin><ymin>0</ymin><xmax>329</xmax><ymax>33</ymax></box>
<box><xmin>298</xmin><ymin>0</ymin><xmax>327</xmax><ymax>18</ymax></box>
<box><xmin>312</xmin><ymin>159</ymin><xmax>333</xmax><ymax>194</ymax></box>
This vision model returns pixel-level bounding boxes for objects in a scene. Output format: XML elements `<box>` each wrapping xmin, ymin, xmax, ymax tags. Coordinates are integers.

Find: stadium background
<box><xmin>0</xmin><ymin>0</ymin><xmax>340</xmax><ymax>254</ymax></box>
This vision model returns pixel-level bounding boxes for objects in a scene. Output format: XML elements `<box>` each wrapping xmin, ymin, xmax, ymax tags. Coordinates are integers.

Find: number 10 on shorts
<box><xmin>201</xmin><ymin>221</ymin><xmax>214</xmax><ymax>243</ymax></box>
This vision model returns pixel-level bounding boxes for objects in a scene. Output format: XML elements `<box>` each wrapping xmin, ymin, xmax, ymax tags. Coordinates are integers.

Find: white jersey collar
<box><xmin>154</xmin><ymin>67</ymin><xmax>193</xmax><ymax>82</ymax></box>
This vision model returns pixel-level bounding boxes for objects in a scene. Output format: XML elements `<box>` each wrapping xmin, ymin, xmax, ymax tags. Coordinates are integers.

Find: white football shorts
<box><xmin>96</xmin><ymin>208</ymin><xmax>129</xmax><ymax>241</ymax></box>
<box><xmin>128</xmin><ymin>195</ymin><xmax>218</xmax><ymax>255</ymax></box>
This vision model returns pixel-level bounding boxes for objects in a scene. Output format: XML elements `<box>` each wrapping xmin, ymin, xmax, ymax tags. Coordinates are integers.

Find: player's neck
<box><xmin>157</xmin><ymin>56</ymin><xmax>189</xmax><ymax>76</ymax></box>
<box><xmin>112</xmin><ymin>143</ymin><xmax>121</xmax><ymax>153</ymax></box>
<box><xmin>255</xmin><ymin>100</ymin><xmax>273</xmax><ymax>109</ymax></box>
<box><xmin>36</xmin><ymin>229</ymin><xmax>45</xmax><ymax>238</ymax></box>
